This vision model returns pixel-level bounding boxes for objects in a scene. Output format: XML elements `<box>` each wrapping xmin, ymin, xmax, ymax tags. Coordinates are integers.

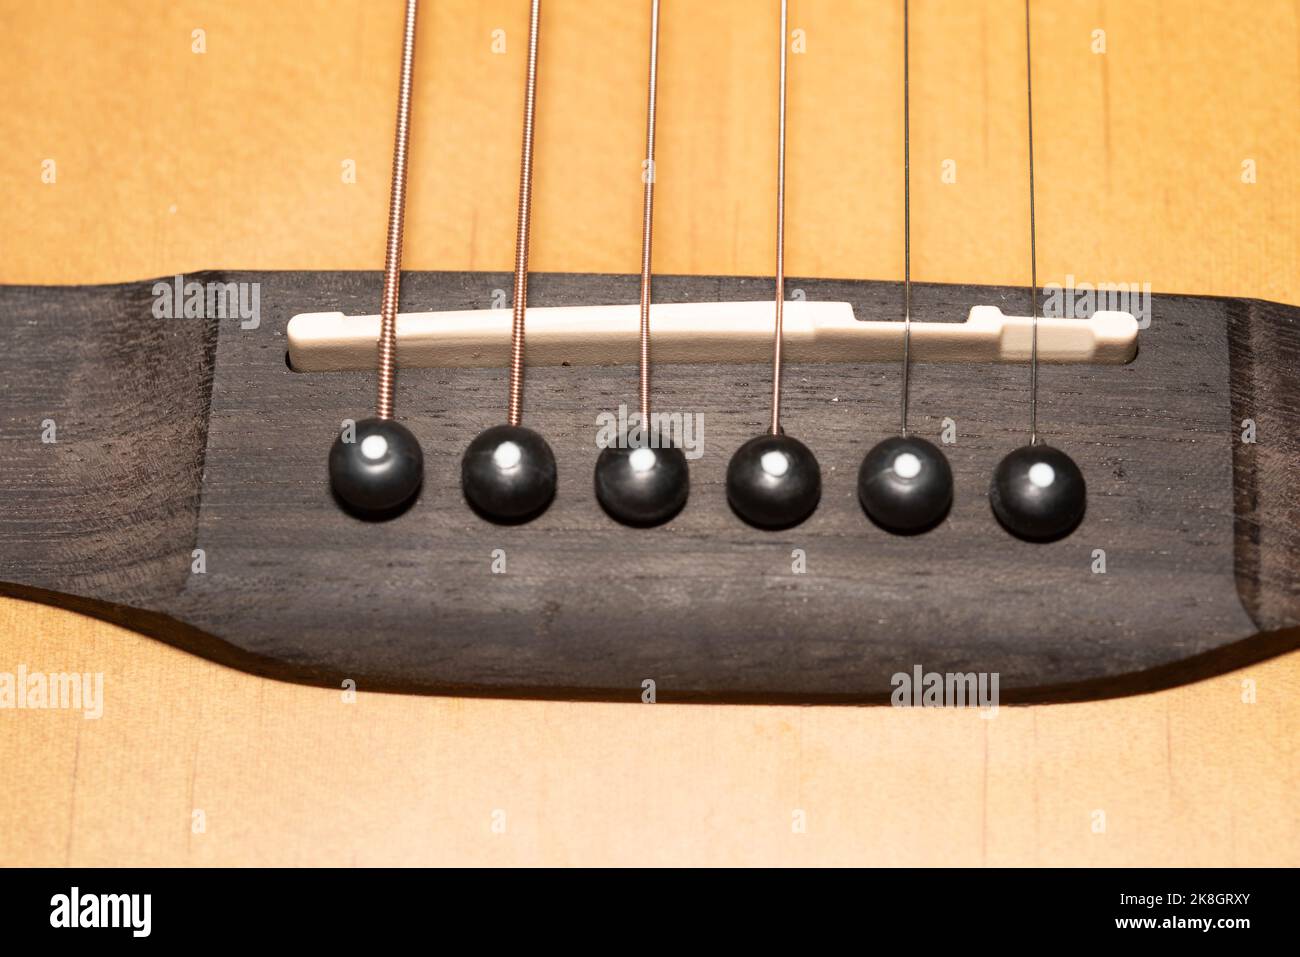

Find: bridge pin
<box><xmin>858</xmin><ymin>0</ymin><xmax>952</xmax><ymax>535</ymax></box>
<box><xmin>461</xmin><ymin>0</ymin><xmax>556</xmax><ymax>525</ymax></box>
<box><xmin>990</xmin><ymin>0</ymin><xmax>1087</xmax><ymax>542</ymax></box>
<box><xmin>726</xmin><ymin>0</ymin><xmax>821</xmax><ymax>530</ymax></box>
<box><xmin>594</xmin><ymin>0</ymin><xmax>688</xmax><ymax>528</ymax></box>
<box><xmin>330</xmin><ymin>0</ymin><xmax>422</xmax><ymax>521</ymax></box>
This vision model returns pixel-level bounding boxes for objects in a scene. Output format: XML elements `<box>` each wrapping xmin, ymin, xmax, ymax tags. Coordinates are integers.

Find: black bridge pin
<box><xmin>726</xmin><ymin>0</ymin><xmax>821</xmax><ymax>531</ymax></box>
<box><xmin>594</xmin><ymin>0</ymin><xmax>690</xmax><ymax>528</ymax></box>
<box><xmin>462</xmin><ymin>0</ymin><xmax>557</xmax><ymax>525</ymax></box>
<box><xmin>990</xmin><ymin>0</ymin><xmax>1086</xmax><ymax>542</ymax></box>
<box><xmin>329</xmin><ymin>0</ymin><xmax>423</xmax><ymax>521</ymax></box>
<box><xmin>858</xmin><ymin>0</ymin><xmax>953</xmax><ymax>535</ymax></box>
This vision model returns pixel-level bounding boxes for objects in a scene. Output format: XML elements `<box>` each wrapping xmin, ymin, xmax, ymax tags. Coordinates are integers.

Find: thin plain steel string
<box><xmin>900</xmin><ymin>0</ymin><xmax>912</xmax><ymax>436</ymax></box>
<box><xmin>638</xmin><ymin>0</ymin><xmax>661</xmax><ymax>426</ymax></box>
<box><xmin>769</xmin><ymin>0</ymin><xmax>789</xmax><ymax>436</ymax></box>
<box><xmin>375</xmin><ymin>0</ymin><xmax>419</xmax><ymax>421</ymax></box>
<box><xmin>507</xmin><ymin>0</ymin><xmax>542</xmax><ymax>427</ymax></box>
<box><xmin>1025</xmin><ymin>0</ymin><xmax>1040</xmax><ymax>444</ymax></box>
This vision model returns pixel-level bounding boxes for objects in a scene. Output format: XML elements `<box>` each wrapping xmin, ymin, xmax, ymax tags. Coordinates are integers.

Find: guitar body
<box><xmin>1</xmin><ymin>0</ymin><xmax>1297</xmax><ymax>864</ymax></box>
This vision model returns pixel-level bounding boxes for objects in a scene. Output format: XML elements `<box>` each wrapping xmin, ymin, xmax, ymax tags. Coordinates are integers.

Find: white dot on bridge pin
<box><xmin>1028</xmin><ymin>462</ymin><xmax>1056</xmax><ymax>488</ymax></box>
<box><xmin>360</xmin><ymin>435</ymin><xmax>389</xmax><ymax>461</ymax></box>
<box><xmin>629</xmin><ymin>447</ymin><xmax>657</xmax><ymax>473</ymax></box>
<box><xmin>892</xmin><ymin>452</ymin><xmax>922</xmax><ymax>479</ymax></box>
<box><xmin>494</xmin><ymin>441</ymin><xmax>523</xmax><ymax>470</ymax></box>
<box><xmin>760</xmin><ymin>451</ymin><xmax>790</xmax><ymax>477</ymax></box>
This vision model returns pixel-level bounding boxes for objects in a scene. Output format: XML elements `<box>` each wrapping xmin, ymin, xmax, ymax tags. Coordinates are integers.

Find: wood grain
<box><xmin>0</xmin><ymin>0</ymin><xmax>1297</xmax><ymax>865</ymax></box>
<box><xmin>2</xmin><ymin>597</ymin><xmax>1297</xmax><ymax>866</ymax></box>
<box><xmin>1229</xmin><ymin>299</ymin><xmax>1300</xmax><ymax>632</ymax></box>
<box><xmin>4</xmin><ymin>272</ymin><xmax>1295</xmax><ymax>700</ymax></box>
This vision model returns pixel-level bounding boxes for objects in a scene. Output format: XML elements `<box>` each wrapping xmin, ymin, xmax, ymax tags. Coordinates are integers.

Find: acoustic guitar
<box><xmin>1</xmin><ymin>0</ymin><xmax>1296</xmax><ymax>866</ymax></box>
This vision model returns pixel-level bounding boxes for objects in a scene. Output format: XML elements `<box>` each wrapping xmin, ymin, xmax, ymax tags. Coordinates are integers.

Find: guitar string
<box><xmin>768</xmin><ymin>0</ymin><xmax>789</xmax><ymax>436</ymax></box>
<box><xmin>1025</xmin><ymin>0</ymin><xmax>1040</xmax><ymax>445</ymax></box>
<box><xmin>899</xmin><ymin>0</ymin><xmax>912</xmax><ymax>437</ymax></box>
<box><xmin>377</xmin><ymin>2</ymin><xmax>1030</xmax><ymax>438</ymax></box>
<box><xmin>507</xmin><ymin>0</ymin><xmax>542</xmax><ymax>427</ymax></box>
<box><xmin>638</xmin><ymin>0</ymin><xmax>661</xmax><ymax>427</ymax></box>
<box><xmin>375</xmin><ymin>0</ymin><xmax>419</xmax><ymax>421</ymax></box>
